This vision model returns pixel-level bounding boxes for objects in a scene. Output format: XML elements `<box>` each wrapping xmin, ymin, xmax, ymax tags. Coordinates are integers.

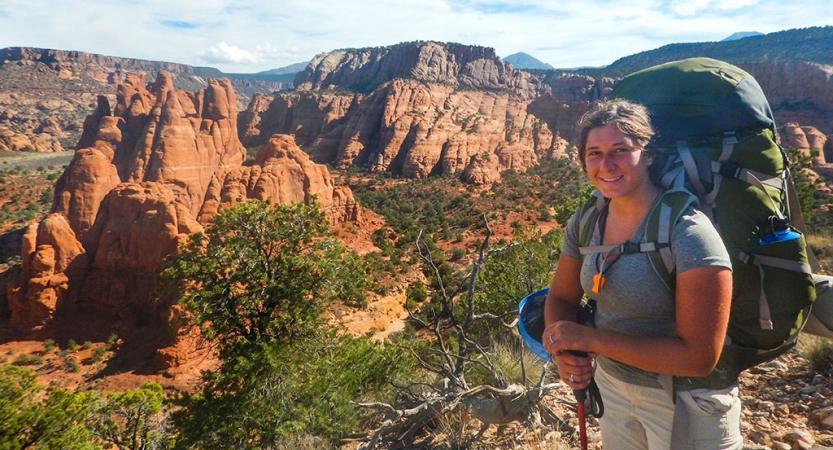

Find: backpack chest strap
<box><xmin>579</xmin><ymin>242</ymin><xmax>665</xmax><ymax>257</ymax></box>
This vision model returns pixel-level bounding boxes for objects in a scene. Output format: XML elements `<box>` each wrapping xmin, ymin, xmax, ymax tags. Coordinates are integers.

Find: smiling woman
<box><xmin>541</xmin><ymin>99</ymin><xmax>741</xmax><ymax>449</ymax></box>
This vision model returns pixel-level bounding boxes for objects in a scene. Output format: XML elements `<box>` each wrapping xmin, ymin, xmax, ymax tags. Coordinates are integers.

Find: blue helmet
<box><xmin>518</xmin><ymin>287</ymin><xmax>550</xmax><ymax>361</ymax></box>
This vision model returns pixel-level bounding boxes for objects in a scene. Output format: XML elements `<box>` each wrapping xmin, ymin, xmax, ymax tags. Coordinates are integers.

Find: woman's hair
<box><xmin>577</xmin><ymin>100</ymin><xmax>655</xmax><ymax>169</ymax></box>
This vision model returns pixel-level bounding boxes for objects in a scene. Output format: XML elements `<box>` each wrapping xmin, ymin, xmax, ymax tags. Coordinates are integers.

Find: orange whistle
<box><xmin>592</xmin><ymin>273</ymin><xmax>605</xmax><ymax>293</ymax></box>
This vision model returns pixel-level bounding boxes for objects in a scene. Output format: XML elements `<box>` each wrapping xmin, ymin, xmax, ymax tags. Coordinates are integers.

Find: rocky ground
<box><xmin>398</xmin><ymin>338</ymin><xmax>833</xmax><ymax>450</ymax></box>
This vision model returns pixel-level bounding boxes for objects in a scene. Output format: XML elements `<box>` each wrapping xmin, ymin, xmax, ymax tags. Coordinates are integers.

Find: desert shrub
<box><xmin>106</xmin><ymin>334</ymin><xmax>119</xmax><ymax>351</ymax></box>
<box><xmin>407</xmin><ymin>280</ymin><xmax>428</xmax><ymax>307</ymax></box>
<box><xmin>12</xmin><ymin>354</ymin><xmax>33</xmax><ymax>366</ymax></box>
<box><xmin>0</xmin><ymin>365</ymin><xmax>98</xmax><ymax>449</ymax></box>
<box><xmin>42</xmin><ymin>339</ymin><xmax>56</xmax><ymax>353</ymax></box>
<box><xmin>163</xmin><ymin>199</ymin><xmax>406</xmax><ymax>447</ymax></box>
<box><xmin>803</xmin><ymin>335</ymin><xmax>833</xmax><ymax>377</ymax></box>
<box><xmin>91</xmin><ymin>345</ymin><xmax>108</xmax><ymax>363</ymax></box>
<box><xmin>172</xmin><ymin>329</ymin><xmax>408</xmax><ymax>448</ymax></box>
<box><xmin>63</xmin><ymin>355</ymin><xmax>80</xmax><ymax>372</ymax></box>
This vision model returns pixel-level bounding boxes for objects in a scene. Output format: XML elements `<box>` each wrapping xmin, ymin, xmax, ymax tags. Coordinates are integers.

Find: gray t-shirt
<box><xmin>562</xmin><ymin>195</ymin><xmax>731</xmax><ymax>387</ymax></box>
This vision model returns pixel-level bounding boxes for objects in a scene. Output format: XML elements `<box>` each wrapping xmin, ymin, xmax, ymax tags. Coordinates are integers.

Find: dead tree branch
<box><xmin>352</xmin><ymin>214</ymin><xmax>574</xmax><ymax>448</ymax></box>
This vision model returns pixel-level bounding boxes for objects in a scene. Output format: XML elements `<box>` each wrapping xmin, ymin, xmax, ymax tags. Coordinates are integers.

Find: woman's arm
<box><xmin>543</xmin><ymin>254</ymin><xmax>585</xmax><ymax>327</ymax></box>
<box><xmin>546</xmin><ymin>266</ymin><xmax>732</xmax><ymax>377</ymax></box>
<box><xmin>542</xmin><ymin>254</ymin><xmax>594</xmax><ymax>387</ymax></box>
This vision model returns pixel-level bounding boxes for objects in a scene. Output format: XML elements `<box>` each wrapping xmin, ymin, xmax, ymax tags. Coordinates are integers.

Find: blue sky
<box><xmin>0</xmin><ymin>0</ymin><xmax>830</xmax><ymax>73</ymax></box>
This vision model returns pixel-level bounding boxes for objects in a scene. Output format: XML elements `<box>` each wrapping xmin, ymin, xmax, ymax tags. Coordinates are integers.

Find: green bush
<box><xmin>91</xmin><ymin>345</ymin><xmax>108</xmax><ymax>363</ymax></box>
<box><xmin>163</xmin><ymin>199</ymin><xmax>400</xmax><ymax>447</ymax></box>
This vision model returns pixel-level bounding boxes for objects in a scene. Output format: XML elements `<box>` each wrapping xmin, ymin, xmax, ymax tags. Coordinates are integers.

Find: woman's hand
<box><xmin>543</xmin><ymin>320</ymin><xmax>595</xmax><ymax>389</ymax></box>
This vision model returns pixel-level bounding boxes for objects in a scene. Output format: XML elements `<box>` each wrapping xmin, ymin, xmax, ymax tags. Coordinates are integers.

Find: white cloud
<box><xmin>716</xmin><ymin>0</ymin><xmax>759</xmax><ymax>9</ymax></box>
<box><xmin>673</xmin><ymin>0</ymin><xmax>759</xmax><ymax>16</ymax></box>
<box><xmin>673</xmin><ymin>0</ymin><xmax>710</xmax><ymax>15</ymax></box>
<box><xmin>0</xmin><ymin>0</ymin><xmax>830</xmax><ymax>73</ymax></box>
<box><xmin>200</xmin><ymin>42</ymin><xmax>259</xmax><ymax>65</ymax></box>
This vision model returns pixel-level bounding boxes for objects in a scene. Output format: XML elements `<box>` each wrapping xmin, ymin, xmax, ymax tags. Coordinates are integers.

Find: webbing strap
<box><xmin>677</xmin><ymin>141</ymin><xmax>707</xmax><ymax>197</ymax></box>
<box><xmin>709</xmin><ymin>161</ymin><xmax>785</xmax><ymax>190</ymax></box>
<box><xmin>702</xmin><ymin>134</ymin><xmax>737</xmax><ymax>206</ymax></box>
<box><xmin>579</xmin><ymin>242</ymin><xmax>662</xmax><ymax>256</ymax></box>
<box><xmin>755</xmin><ymin>304</ymin><xmax>811</xmax><ymax>357</ymax></box>
<box><xmin>737</xmin><ymin>251</ymin><xmax>813</xmax><ymax>274</ymax></box>
<box><xmin>711</xmin><ymin>160</ymin><xmax>786</xmax><ymax>224</ymax></box>
<box><xmin>657</xmin><ymin>202</ymin><xmax>675</xmax><ymax>273</ymax></box>
<box><xmin>737</xmin><ymin>250</ymin><xmax>813</xmax><ymax>330</ymax></box>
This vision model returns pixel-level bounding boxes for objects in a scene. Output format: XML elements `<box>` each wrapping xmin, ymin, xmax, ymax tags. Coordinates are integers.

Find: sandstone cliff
<box><xmin>294</xmin><ymin>41</ymin><xmax>542</xmax><ymax>98</ymax></box>
<box><xmin>0</xmin><ymin>47</ymin><xmax>289</xmax><ymax>151</ymax></box>
<box><xmin>7</xmin><ymin>72</ymin><xmax>359</xmax><ymax>340</ymax></box>
<box><xmin>240</xmin><ymin>42</ymin><xmax>575</xmax><ymax>183</ymax></box>
<box><xmin>741</xmin><ymin>62</ymin><xmax>833</xmax><ymax>135</ymax></box>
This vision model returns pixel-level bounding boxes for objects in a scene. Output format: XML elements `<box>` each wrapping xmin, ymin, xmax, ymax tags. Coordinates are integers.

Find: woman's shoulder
<box><xmin>672</xmin><ymin>205</ymin><xmax>731</xmax><ymax>269</ymax></box>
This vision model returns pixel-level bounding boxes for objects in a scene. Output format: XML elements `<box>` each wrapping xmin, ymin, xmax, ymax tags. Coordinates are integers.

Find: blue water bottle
<box><xmin>760</xmin><ymin>227</ymin><xmax>801</xmax><ymax>244</ymax></box>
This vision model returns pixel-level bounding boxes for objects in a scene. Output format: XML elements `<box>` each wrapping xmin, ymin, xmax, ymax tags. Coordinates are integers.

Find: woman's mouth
<box><xmin>601</xmin><ymin>175</ymin><xmax>623</xmax><ymax>182</ymax></box>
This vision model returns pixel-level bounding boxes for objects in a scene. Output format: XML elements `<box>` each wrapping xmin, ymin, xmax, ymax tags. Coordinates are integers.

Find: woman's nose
<box><xmin>600</xmin><ymin>153</ymin><xmax>617</xmax><ymax>168</ymax></box>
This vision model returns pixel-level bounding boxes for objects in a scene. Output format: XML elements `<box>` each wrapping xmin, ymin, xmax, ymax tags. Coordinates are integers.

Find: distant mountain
<box><xmin>504</xmin><ymin>52</ymin><xmax>554</xmax><ymax>70</ymax></box>
<box><xmin>721</xmin><ymin>31</ymin><xmax>763</xmax><ymax>42</ymax></box>
<box><xmin>575</xmin><ymin>26</ymin><xmax>833</xmax><ymax>77</ymax></box>
<box><xmin>259</xmin><ymin>62</ymin><xmax>308</xmax><ymax>75</ymax></box>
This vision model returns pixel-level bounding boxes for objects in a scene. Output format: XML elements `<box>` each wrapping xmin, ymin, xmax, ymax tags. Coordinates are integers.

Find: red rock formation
<box><xmin>240</xmin><ymin>78</ymin><xmax>569</xmax><ymax>182</ymax></box>
<box><xmin>238</xmin><ymin>43</ymin><xmax>601</xmax><ymax>184</ymax></box>
<box><xmin>199</xmin><ymin>134</ymin><xmax>360</xmax><ymax>224</ymax></box>
<box><xmin>295</xmin><ymin>42</ymin><xmax>541</xmax><ymax>98</ymax></box>
<box><xmin>742</xmin><ymin>62</ymin><xmax>833</xmax><ymax>134</ymax></box>
<box><xmin>0</xmin><ymin>128</ymin><xmax>64</xmax><ymax>152</ymax></box>
<box><xmin>9</xmin><ymin>72</ymin><xmax>361</xmax><ymax>349</ymax></box>
<box><xmin>7</xmin><ymin>214</ymin><xmax>87</xmax><ymax>330</ymax></box>
<box><xmin>779</xmin><ymin>122</ymin><xmax>828</xmax><ymax>165</ymax></box>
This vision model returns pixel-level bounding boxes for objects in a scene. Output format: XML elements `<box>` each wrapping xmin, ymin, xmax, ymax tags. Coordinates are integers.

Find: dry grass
<box><xmin>808</xmin><ymin>230</ymin><xmax>833</xmax><ymax>273</ymax></box>
<box><xmin>799</xmin><ymin>333</ymin><xmax>833</xmax><ymax>376</ymax></box>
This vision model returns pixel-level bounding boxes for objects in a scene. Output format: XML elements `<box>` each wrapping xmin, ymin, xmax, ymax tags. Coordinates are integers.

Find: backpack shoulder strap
<box><xmin>644</xmin><ymin>189</ymin><xmax>699</xmax><ymax>292</ymax></box>
<box><xmin>577</xmin><ymin>190</ymin><xmax>606</xmax><ymax>252</ymax></box>
<box><xmin>576</xmin><ymin>189</ymin><xmax>697</xmax><ymax>293</ymax></box>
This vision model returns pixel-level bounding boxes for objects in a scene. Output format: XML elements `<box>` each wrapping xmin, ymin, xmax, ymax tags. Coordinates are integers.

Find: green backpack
<box><xmin>577</xmin><ymin>57</ymin><xmax>816</xmax><ymax>389</ymax></box>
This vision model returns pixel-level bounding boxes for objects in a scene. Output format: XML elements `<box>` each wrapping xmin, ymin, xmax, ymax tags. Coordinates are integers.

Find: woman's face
<box><xmin>584</xmin><ymin>123</ymin><xmax>653</xmax><ymax>201</ymax></box>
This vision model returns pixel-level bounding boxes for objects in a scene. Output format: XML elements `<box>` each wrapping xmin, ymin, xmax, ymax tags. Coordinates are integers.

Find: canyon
<box><xmin>3</xmin><ymin>35</ymin><xmax>833</xmax><ymax>374</ymax></box>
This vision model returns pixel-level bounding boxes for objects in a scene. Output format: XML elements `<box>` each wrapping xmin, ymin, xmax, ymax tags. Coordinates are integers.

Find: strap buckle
<box><xmin>620</xmin><ymin>241</ymin><xmax>642</xmax><ymax>254</ymax></box>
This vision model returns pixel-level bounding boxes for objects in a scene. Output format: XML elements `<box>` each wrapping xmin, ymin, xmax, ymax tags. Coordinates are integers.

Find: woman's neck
<box><xmin>604</xmin><ymin>185</ymin><xmax>661</xmax><ymax>243</ymax></box>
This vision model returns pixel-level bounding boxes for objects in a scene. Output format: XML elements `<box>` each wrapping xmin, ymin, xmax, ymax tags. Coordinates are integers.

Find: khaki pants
<box><xmin>595</xmin><ymin>364</ymin><xmax>743</xmax><ymax>449</ymax></box>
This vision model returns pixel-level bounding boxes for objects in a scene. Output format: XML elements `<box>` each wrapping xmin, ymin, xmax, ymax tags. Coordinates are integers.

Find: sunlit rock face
<box><xmin>9</xmin><ymin>72</ymin><xmax>359</xmax><ymax>344</ymax></box>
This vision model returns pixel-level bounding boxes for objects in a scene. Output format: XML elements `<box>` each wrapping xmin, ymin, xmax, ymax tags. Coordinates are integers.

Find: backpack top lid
<box><xmin>609</xmin><ymin>57</ymin><xmax>776</xmax><ymax>141</ymax></box>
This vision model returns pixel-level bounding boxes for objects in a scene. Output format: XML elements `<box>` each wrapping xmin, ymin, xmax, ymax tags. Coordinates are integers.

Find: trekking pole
<box><xmin>567</xmin><ymin>350</ymin><xmax>590</xmax><ymax>450</ymax></box>
<box><xmin>574</xmin><ymin>386</ymin><xmax>588</xmax><ymax>450</ymax></box>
